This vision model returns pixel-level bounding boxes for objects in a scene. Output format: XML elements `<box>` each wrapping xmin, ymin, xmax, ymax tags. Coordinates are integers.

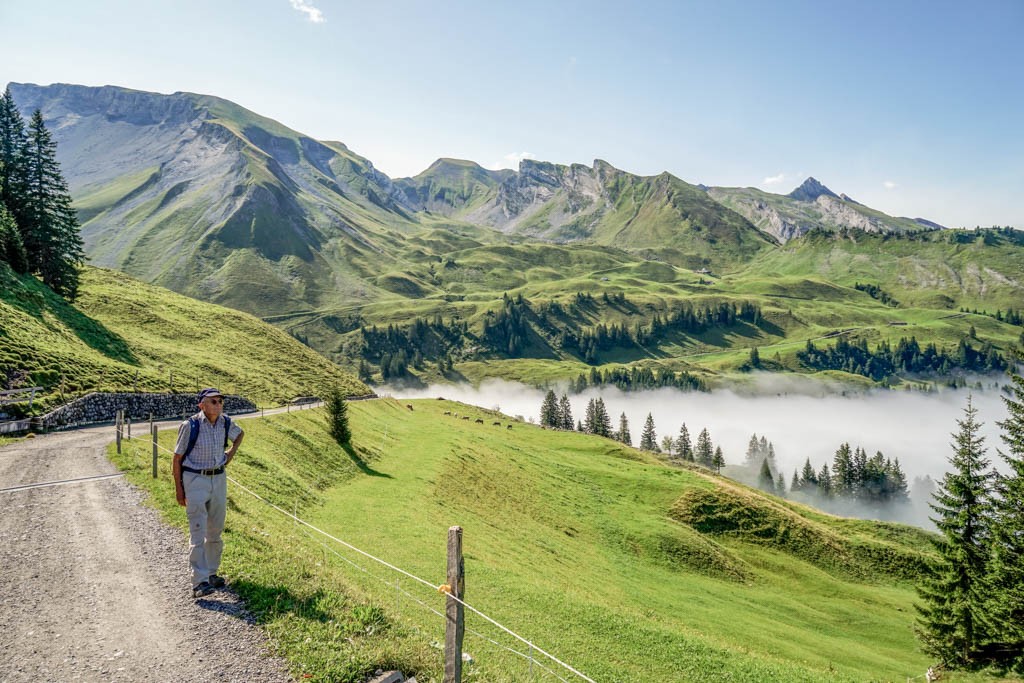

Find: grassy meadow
<box><xmin>0</xmin><ymin>264</ymin><xmax>367</xmax><ymax>413</ymax></box>
<box><xmin>109</xmin><ymin>399</ymin><xmax>1019</xmax><ymax>682</ymax></box>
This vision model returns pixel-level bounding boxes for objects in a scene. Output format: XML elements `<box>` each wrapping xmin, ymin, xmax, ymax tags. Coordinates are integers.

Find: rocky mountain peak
<box><xmin>788</xmin><ymin>177</ymin><xmax>838</xmax><ymax>202</ymax></box>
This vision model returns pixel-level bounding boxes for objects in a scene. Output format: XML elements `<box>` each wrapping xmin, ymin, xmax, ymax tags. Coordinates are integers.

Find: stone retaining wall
<box><xmin>39</xmin><ymin>392</ymin><xmax>257</xmax><ymax>431</ymax></box>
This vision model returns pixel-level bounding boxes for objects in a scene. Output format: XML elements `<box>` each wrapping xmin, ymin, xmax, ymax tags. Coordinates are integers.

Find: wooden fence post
<box><xmin>152</xmin><ymin>423</ymin><xmax>158</xmax><ymax>478</ymax></box>
<box><xmin>126</xmin><ymin>414</ymin><xmax>131</xmax><ymax>441</ymax></box>
<box><xmin>115</xmin><ymin>410</ymin><xmax>122</xmax><ymax>454</ymax></box>
<box><xmin>444</xmin><ymin>525</ymin><xmax>465</xmax><ymax>683</ymax></box>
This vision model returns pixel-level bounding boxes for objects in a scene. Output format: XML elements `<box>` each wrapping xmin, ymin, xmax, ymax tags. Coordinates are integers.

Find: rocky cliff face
<box><xmin>708</xmin><ymin>178</ymin><xmax>939</xmax><ymax>244</ymax></box>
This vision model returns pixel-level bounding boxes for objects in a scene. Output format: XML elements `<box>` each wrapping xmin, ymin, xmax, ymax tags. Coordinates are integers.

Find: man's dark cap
<box><xmin>198</xmin><ymin>387</ymin><xmax>223</xmax><ymax>401</ymax></box>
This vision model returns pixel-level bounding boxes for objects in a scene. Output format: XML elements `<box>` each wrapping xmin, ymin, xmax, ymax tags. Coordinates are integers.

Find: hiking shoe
<box><xmin>208</xmin><ymin>574</ymin><xmax>226</xmax><ymax>589</ymax></box>
<box><xmin>193</xmin><ymin>581</ymin><xmax>214</xmax><ymax>598</ymax></box>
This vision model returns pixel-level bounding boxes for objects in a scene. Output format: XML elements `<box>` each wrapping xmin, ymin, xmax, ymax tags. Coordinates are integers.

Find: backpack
<box><xmin>183</xmin><ymin>414</ymin><xmax>232</xmax><ymax>458</ymax></box>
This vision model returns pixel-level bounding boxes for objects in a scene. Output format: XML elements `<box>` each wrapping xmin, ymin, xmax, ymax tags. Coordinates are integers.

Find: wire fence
<box><xmin>135</xmin><ymin>428</ymin><xmax>596</xmax><ymax>682</ymax></box>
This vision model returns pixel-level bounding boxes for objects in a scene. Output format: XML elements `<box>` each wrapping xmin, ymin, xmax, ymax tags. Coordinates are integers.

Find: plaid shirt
<box><xmin>174</xmin><ymin>411</ymin><xmax>243</xmax><ymax>470</ymax></box>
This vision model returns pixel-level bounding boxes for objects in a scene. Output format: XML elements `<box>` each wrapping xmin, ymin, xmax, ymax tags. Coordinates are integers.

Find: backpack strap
<box><xmin>183</xmin><ymin>416</ymin><xmax>201</xmax><ymax>458</ymax></box>
<box><xmin>183</xmin><ymin>414</ymin><xmax>232</xmax><ymax>459</ymax></box>
<box><xmin>222</xmin><ymin>415</ymin><xmax>232</xmax><ymax>449</ymax></box>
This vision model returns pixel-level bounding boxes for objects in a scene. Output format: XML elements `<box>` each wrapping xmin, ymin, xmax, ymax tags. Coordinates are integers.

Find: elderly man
<box><xmin>173</xmin><ymin>388</ymin><xmax>244</xmax><ymax>598</ymax></box>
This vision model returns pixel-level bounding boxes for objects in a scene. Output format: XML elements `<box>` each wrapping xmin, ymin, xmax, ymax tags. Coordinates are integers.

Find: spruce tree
<box><xmin>818</xmin><ymin>463</ymin><xmax>832</xmax><ymax>498</ymax></box>
<box><xmin>677</xmin><ymin>423</ymin><xmax>693</xmax><ymax>461</ymax></box>
<box><xmin>758</xmin><ymin>458</ymin><xmax>775</xmax><ymax>492</ymax></box>
<box><xmin>987</xmin><ymin>362</ymin><xmax>1024</xmax><ymax>664</ymax></box>
<box><xmin>617</xmin><ymin>412</ymin><xmax>631</xmax><ymax>446</ymax></box>
<box><xmin>639</xmin><ymin>413</ymin><xmax>657</xmax><ymax>451</ymax></box>
<box><xmin>832</xmin><ymin>443</ymin><xmax>854</xmax><ymax>497</ymax></box>
<box><xmin>583</xmin><ymin>398</ymin><xmax>597</xmax><ymax>434</ymax></box>
<box><xmin>696</xmin><ymin>428</ymin><xmax>713</xmax><ymax>467</ymax></box>
<box><xmin>23</xmin><ymin>110</ymin><xmax>83</xmax><ymax>298</ymax></box>
<box><xmin>0</xmin><ymin>88</ymin><xmax>29</xmax><ymax>230</ymax></box>
<box><xmin>0</xmin><ymin>202</ymin><xmax>27</xmax><ymax>272</ymax></box>
<box><xmin>558</xmin><ymin>394</ymin><xmax>574</xmax><ymax>430</ymax></box>
<box><xmin>712</xmin><ymin>446</ymin><xmax>725</xmax><ymax>474</ymax></box>
<box><xmin>540</xmin><ymin>390</ymin><xmax>559</xmax><ymax>428</ymax></box>
<box><xmin>594</xmin><ymin>397</ymin><xmax>612</xmax><ymax>437</ymax></box>
<box><xmin>325</xmin><ymin>387</ymin><xmax>351</xmax><ymax>446</ymax></box>
<box><xmin>916</xmin><ymin>396</ymin><xmax>995</xmax><ymax>667</ymax></box>
<box><xmin>801</xmin><ymin>458</ymin><xmax>818</xmax><ymax>491</ymax></box>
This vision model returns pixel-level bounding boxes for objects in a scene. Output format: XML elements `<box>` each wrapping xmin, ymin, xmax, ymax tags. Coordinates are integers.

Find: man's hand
<box><xmin>176</xmin><ymin>488</ymin><xmax>186</xmax><ymax>507</ymax></box>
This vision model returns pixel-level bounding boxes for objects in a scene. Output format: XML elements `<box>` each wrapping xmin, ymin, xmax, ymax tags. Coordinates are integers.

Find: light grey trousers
<box><xmin>183</xmin><ymin>471</ymin><xmax>227</xmax><ymax>587</ymax></box>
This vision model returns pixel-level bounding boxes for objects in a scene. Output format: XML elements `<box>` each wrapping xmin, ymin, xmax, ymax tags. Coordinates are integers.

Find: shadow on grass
<box><xmin>343</xmin><ymin>443</ymin><xmax>392</xmax><ymax>478</ymax></box>
<box><xmin>1</xmin><ymin>269</ymin><xmax>139</xmax><ymax>365</ymax></box>
<box><xmin>207</xmin><ymin>579</ymin><xmax>335</xmax><ymax>624</ymax></box>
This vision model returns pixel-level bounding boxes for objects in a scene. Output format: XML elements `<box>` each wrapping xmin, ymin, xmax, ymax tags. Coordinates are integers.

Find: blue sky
<box><xmin>1</xmin><ymin>0</ymin><xmax>1021</xmax><ymax>228</ymax></box>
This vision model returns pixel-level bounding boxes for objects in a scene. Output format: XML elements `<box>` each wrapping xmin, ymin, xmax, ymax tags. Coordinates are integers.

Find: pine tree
<box><xmin>22</xmin><ymin>110</ymin><xmax>83</xmax><ymax>298</ymax></box>
<box><xmin>712</xmin><ymin>446</ymin><xmax>725</xmax><ymax>474</ymax></box>
<box><xmin>986</xmin><ymin>362</ymin><xmax>1024</xmax><ymax>663</ymax></box>
<box><xmin>745</xmin><ymin>433</ymin><xmax>761</xmax><ymax>466</ymax></box>
<box><xmin>801</xmin><ymin>458</ymin><xmax>818</xmax><ymax>491</ymax></box>
<box><xmin>558</xmin><ymin>394</ymin><xmax>574</xmax><ymax>430</ymax></box>
<box><xmin>758</xmin><ymin>458</ymin><xmax>775</xmax><ymax>492</ymax></box>
<box><xmin>791</xmin><ymin>469</ymin><xmax>801</xmax><ymax>493</ymax></box>
<box><xmin>696</xmin><ymin>428</ymin><xmax>713</xmax><ymax>467</ymax></box>
<box><xmin>540</xmin><ymin>390</ymin><xmax>559</xmax><ymax>428</ymax></box>
<box><xmin>639</xmin><ymin>413</ymin><xmax>657</xmax><ymax>451</ymax></box>
<box><xmin>325</xmin><ymin>387</ymin><xmax>351</xmax><ymax>446</ymax></box>
<box><xmin>916</xmin><ymin>396</ymin><xmax>995</xmax><ymax>667</ymax></box>
<box><xmin>617</xmin><ymin>412</ymin><xmax>631</xmax><ymax>446</ymax></box>
<box><xmin>677</xmin><ymin>423</ymin><xmax>693</xmax><ymax>461</ymax></box>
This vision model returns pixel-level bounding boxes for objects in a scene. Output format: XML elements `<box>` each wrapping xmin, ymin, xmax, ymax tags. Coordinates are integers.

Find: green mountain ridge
<box><xmin>7</xmin><ymin>82</ymin><xmax>1024</xmax><ymax>390</ymax></box>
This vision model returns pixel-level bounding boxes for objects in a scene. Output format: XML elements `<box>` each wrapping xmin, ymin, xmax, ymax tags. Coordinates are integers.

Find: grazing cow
<box><xmin>492</xmin><ymin>421</ymin><xmax>501</xmax><ymax>426</ymax></box>
<box><xmin>506</xmin><ymin>424</ymin><xmax>513</xmax><ymax>430</ymax></box>
<box><xmin>444</xmin><ymin>411</ymin><xmax>452</xmax><ymax>416</ymax></box>
<box><xmin>461</xmin><ymin>416</ymin><xmax>470</xmax><ymax>420</ymax></box>
<box><xmin>406</xmin><ymin>404</ymin><xmax>414</xmax><ymax>411</ymax></box>
<box><xmin>475</xmin><ymin>418</ymin><xmax>484</xmax><ymax>424</ymax></box>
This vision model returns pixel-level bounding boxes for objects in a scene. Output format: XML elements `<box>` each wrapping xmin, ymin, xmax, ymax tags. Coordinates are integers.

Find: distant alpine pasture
<box><xmin>9</xmin><ymin>82</ymin><xmax>1024</xmax><ymax>394</ymax></box>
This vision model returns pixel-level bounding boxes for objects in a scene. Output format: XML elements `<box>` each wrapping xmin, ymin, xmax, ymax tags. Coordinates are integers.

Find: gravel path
<box><xmin>0</xmin><ymin>427</ymin><xmax>293</xmax><ymax>682</ymax></box>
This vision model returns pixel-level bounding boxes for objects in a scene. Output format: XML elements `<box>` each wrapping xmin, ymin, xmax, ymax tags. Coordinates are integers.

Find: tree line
<box><xmin>0</xmin><ymin>88</ymin><xmax>83</xmax><ymax>298</ymax></box>
<box><xmin>537</xmin><ymin>390</ymin><xmax>725</xmax><ymax>471</ymax></box>
<box><xmin>915</xmin><ymin>372</ymin><xmax>1024</xmax><ymax>673</ymax></box>
<box><xmin>798</xmin><ymin>336</ymin><xmax>1006</xmax><ymax>382</ymax></box>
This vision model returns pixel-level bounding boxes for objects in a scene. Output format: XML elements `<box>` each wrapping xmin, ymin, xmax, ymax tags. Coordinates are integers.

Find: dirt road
<box><xmin>0</xmin><ymin>426</ymin><xmax>292</xmax><ymax>682</ymax></box>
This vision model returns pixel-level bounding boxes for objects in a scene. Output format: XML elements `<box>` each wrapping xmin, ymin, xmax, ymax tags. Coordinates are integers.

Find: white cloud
<box><xmin>763</xmin><ymin>173</ymin><xmax>786</xmax><ymax>185</ymax></box>
<box><xmin>884</xmin><ymin>180</ymin><xmax>897</xmax><ymax>190</ymax></box>
<box><xmin>290</xmin><ymin>0</ymin><xmax>325</xmax><ymax>23</ymax></box>
<box><xmin>488</xmin><ymin>151</ymin><xmax>535</xmax><ymax>170</ymax></box>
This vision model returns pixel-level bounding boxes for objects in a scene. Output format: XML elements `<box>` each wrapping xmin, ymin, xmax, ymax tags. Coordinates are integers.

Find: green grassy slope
<box><xmin>0</xmin><ymin>265</ymin><xmax>367</xmax><ymax>411</ymax></box>
<box><xmin>108</xmin><ymin>398</ymin><xmax>1011</xmax><ymax>682</ymax></box>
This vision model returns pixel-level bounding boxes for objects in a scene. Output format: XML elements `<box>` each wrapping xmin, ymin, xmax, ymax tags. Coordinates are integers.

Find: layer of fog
<box><xmin>384</xmin><ymin>375</ymin><xmax>1015</xmax><ymax>529</ymax></box>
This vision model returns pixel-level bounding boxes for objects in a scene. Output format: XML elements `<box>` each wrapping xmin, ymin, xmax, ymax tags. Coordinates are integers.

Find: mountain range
<box><xmin>7</xmin><ymin>82</ymin><xmax>1022</xmax><ymax>388</ymax></box>
<box><xmin>10</xmin><ymin>83</ymin><xmax>943</xmax><ymax>307</ymax></box>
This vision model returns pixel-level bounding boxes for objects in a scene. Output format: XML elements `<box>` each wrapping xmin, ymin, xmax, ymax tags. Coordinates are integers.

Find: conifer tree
<box><xmin>540</xmin><ymin>390</ymin><xmax>559</xmax><ymax>428</ymax></box>
<box><xmin>325</xmin><ymin>387</ymin><xmax>351</xmax><ymax>446</ymax></box>
<box><xmin>0</xmin><ymin>88</ymin><xmax>29</xmax><ymax>229</ymax></box>
<box><xmin>801</xmin><ymin>458</ymin><xmax>818</xmax><ymax>491</ymax></box>
<box><xmin>791</xmin><ymin>469</ymin><xmax>801</xmax><ymax>493</ymax></box>
<box><xmin>558</xmin><ymin>394</ymin><xmax>574</xmax><ymax>430</ymax></box>
<box><xmin>832</xmin><ymin>443</ymin><xmax>854</xmax><ymax>496</ymax></box>
<box><xmin>818</xmin><ymin>463</ymin><xmax>832</xmax><ymax>498</ymax></box>
<box><xmin>593</xmin><ymin>397</ymin><xmax>612</xmax><ymax>437</ymax></box>
<box><xmin>677</xmin><ymin>423</ymin><xmax>693</xmax><ymax>461</ymax></box>
<box><xmin>639</xmin><ymin>413</ymin><xmax>657</xmax><ymax>451</ymax></box>
<box><xmin>986</xmin><ymin>362</ymin><xmax>1024</xmax><ymax>663</ymax></box>
<box><xmin>916</xmin><ymin>396</ymin><xmax>995</xmax><ymax>667</ymax></box>
<box><xmin>745</xmin><ymin>434</ymin><xmax>761</xmax><ymax>466</ymax></box>
<box><xmin>696</xmin><ymin>428</ymin><xmax>713</xmax><ymax>467</ymax></box>
<box><xmin>0</xmin><ymin>202</ymin><xmax>27</xmax><ymax>272</ymax></box>
<box><xmin>758</xmin><ymin>458</ymin><xmax>775</xmax><ymax>492</ymax></box>
<box><xmin>22</xmin><ymin>110</ymin><xmax>83</xmax><ymax>298</ymax></box>
<box><xmin>617</xmin><ymin>412</ymin><xmax>631</xmax><ymax>446</ymax></box>
<box><xmin>583</xmin><ymin>398</ymin><xmax>597</xmax><ymax>434</ymax></box>
<box><xmin>712</xmin><ymin>446</ymin><xmax>725</xmax><ymax>474</ymax></box>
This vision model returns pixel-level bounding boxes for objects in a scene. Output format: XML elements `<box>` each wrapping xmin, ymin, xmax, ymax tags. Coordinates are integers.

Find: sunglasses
<box><xmin>206</xmin><ymin>398</ymin><xmax>223</xmax><ymax>405</ymax></box>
